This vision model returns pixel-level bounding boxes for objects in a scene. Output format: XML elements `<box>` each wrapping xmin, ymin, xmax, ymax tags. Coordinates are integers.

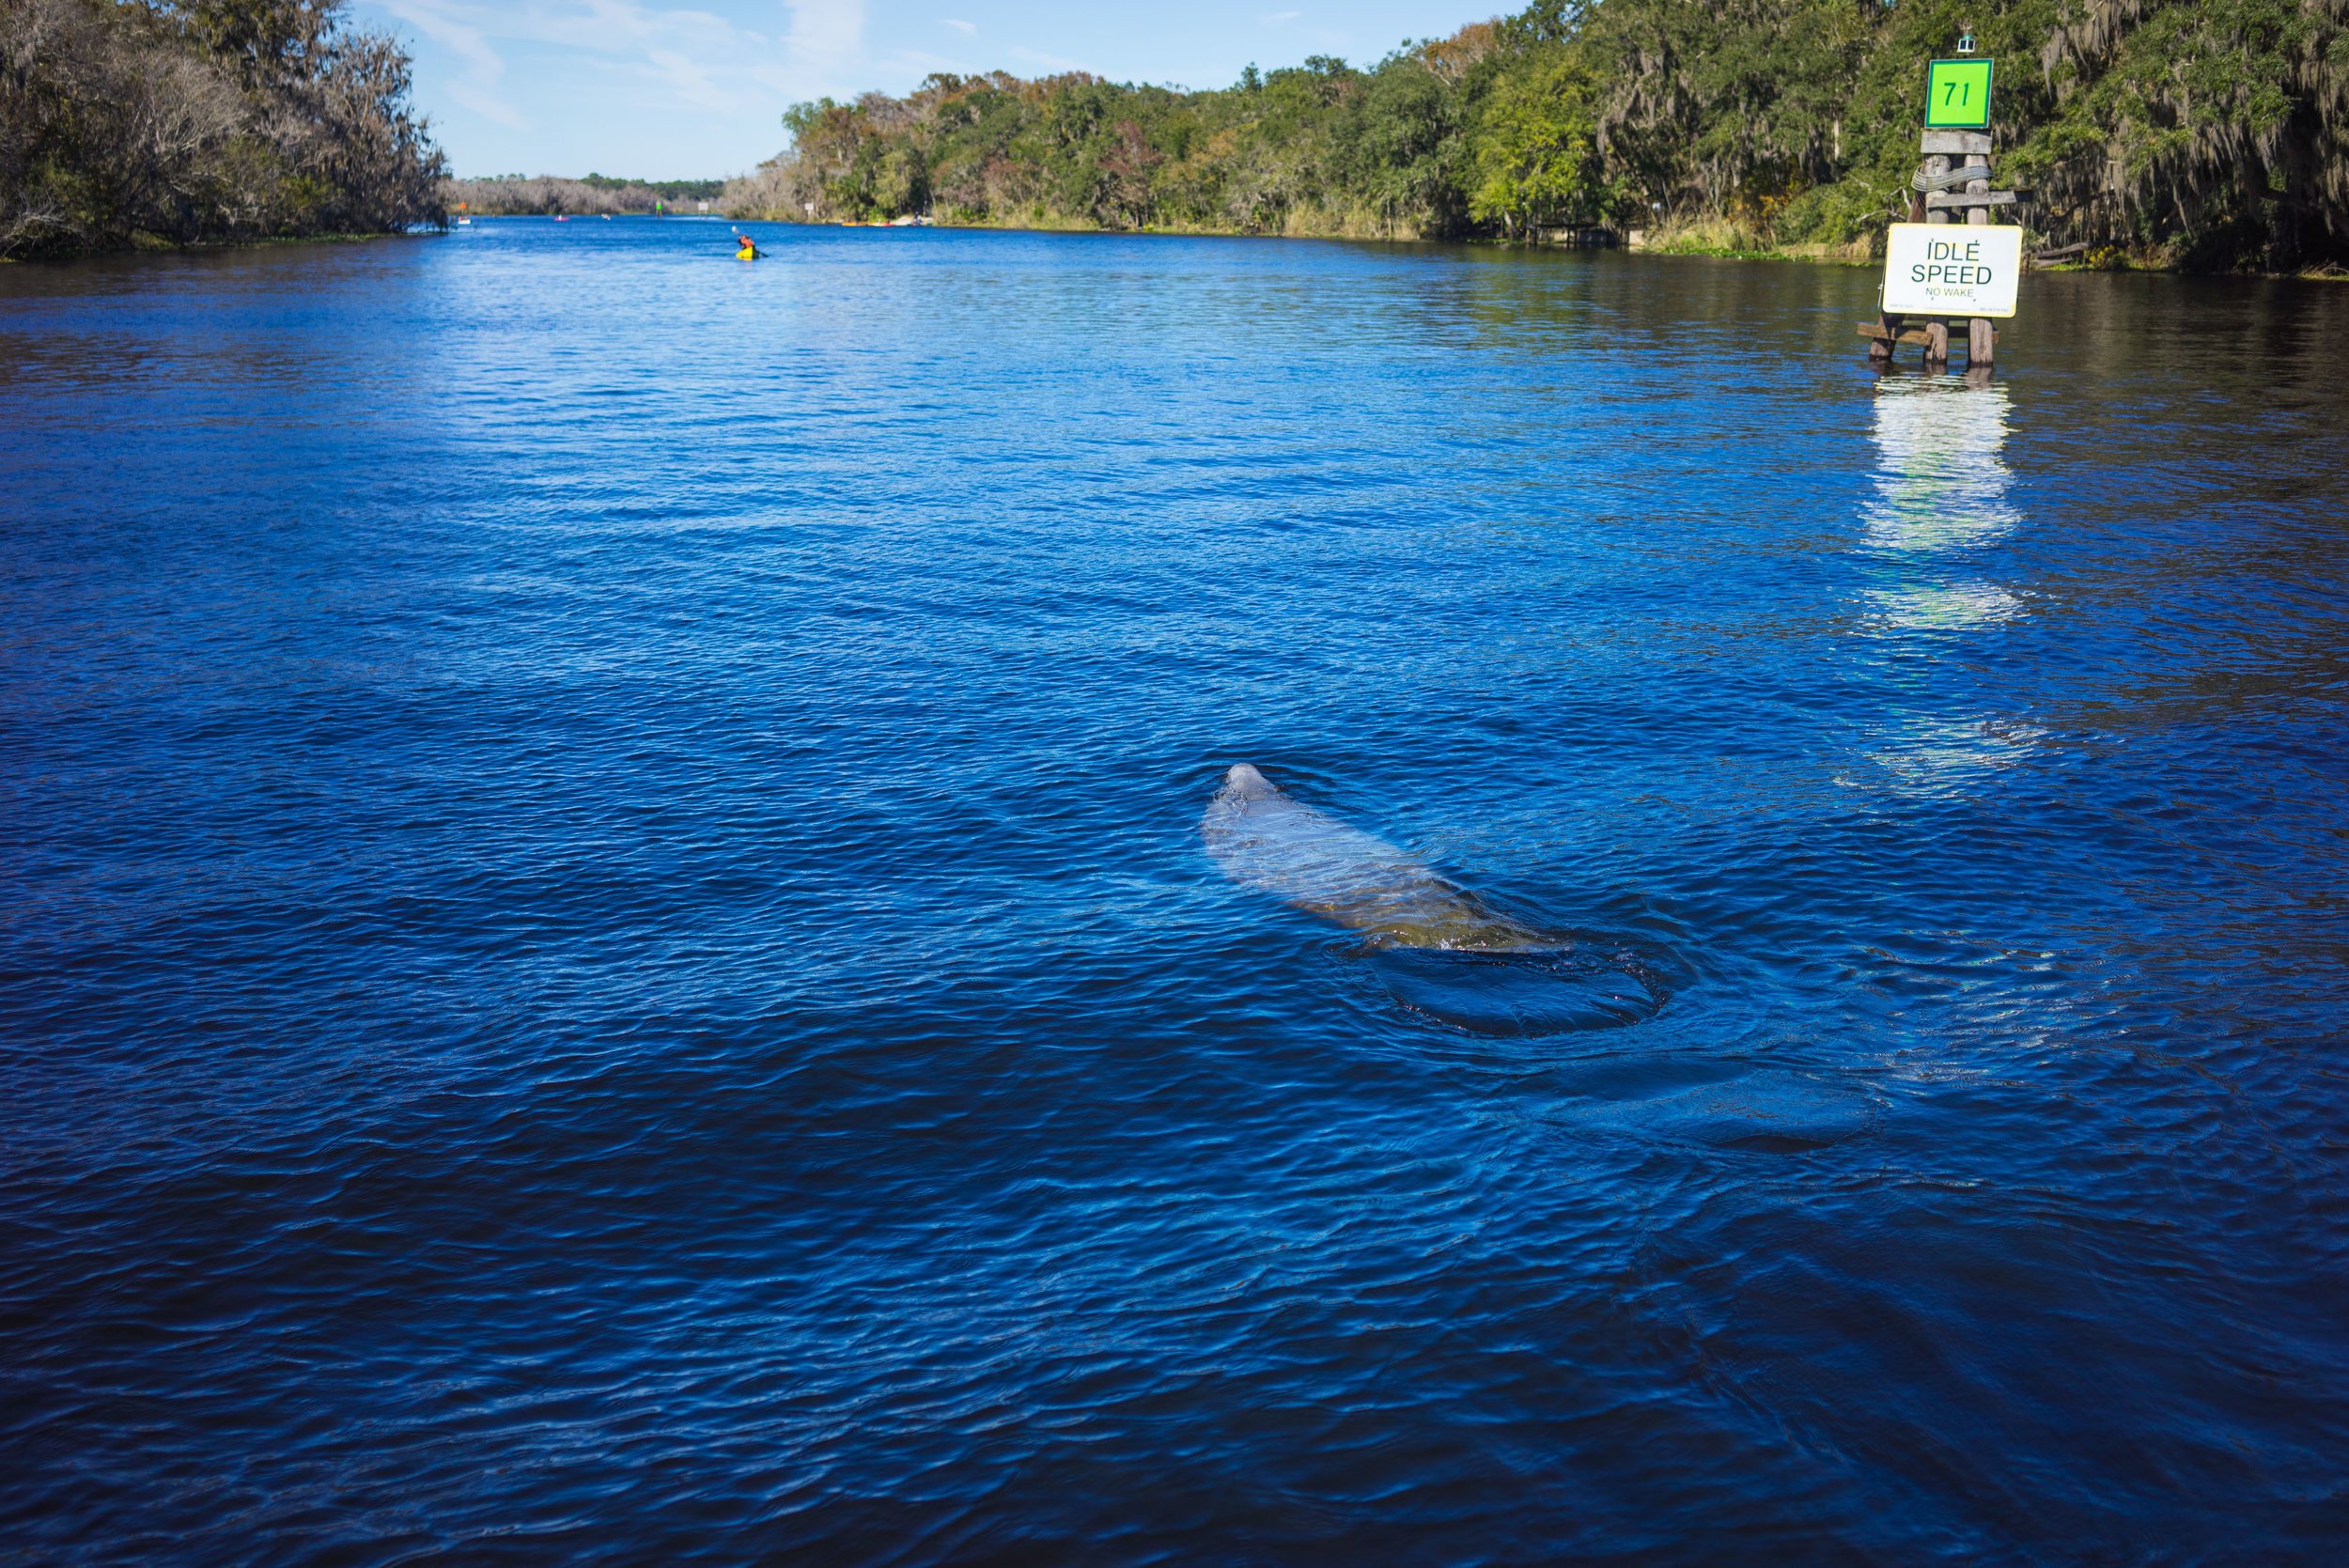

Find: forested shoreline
<box><xmin>724</xmin><ymin>0</ymin><xmax>2349</xmax><ymax>272</ymax></box>
<box><xmin>1</xmin><ymin>0</ymin><xmax>443</xmax><ymax>260</ymax></box>
<box><xmin>9</xmin><ymin>0</ymin><xmax>2342</xmax><ymax>270</ymax></box>
<box><xmin>445</xmin><ymin>175</ymin><xmax>725</xmax><ymax>218</ymax></box>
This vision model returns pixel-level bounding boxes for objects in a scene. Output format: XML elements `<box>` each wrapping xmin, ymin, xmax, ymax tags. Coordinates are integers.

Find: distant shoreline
<box><xmin>648</xmin><ymin>212</ymin><xmax>2349</xmax><ymax>280</ymax></box>
<box><xmin>17</xmin><ymin>214</ymin><xmax>2339</xmax><ymax>285</ymax></box>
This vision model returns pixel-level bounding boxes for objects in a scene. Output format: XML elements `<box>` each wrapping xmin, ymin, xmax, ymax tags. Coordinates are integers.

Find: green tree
<box><xmin>2</xmin><ymin>0</ymin><xmax>443</xmax><ymax>258</ymax></box>
<box><xmin>1470</xmin><ymin>46</ymin><xmax>1611</xmax><ymax>235</ymax></box>
<box><xmin>720</xmin><ymin>0</ymin><xmax>2349</xmax><ymax>270</ymax></box>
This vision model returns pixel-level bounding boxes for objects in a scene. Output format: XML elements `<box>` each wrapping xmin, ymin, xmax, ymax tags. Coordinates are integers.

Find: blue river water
<box><xmin>3</xmin><ymin>220</ymin><xmax>2346</xmax><ymax>1563</ymax></box>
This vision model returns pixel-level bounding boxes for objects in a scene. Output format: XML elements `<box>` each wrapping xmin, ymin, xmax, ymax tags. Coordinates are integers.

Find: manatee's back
<box><xmin>1201</xmin><ymin>765</ymin><xmax>1552</xmax><ymax>951</ymax></box>
<box><xmin>1202</xmin><ymin>764</ymin><xmax>1433</xmax><ymax>908</ymax></box>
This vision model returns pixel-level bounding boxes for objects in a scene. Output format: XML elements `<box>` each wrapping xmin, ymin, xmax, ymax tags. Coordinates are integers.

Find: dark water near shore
<box><xmin>5</xmin><ymin>221</ymin><xmax>2348</xmax><ymax>1562</ymax></box>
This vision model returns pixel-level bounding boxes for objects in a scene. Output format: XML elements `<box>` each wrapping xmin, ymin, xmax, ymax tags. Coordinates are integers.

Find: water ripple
<box><xmin>3</xmin><ymin>225</ymin><xmax>2347</xmax><ymax>1562</ymax></box>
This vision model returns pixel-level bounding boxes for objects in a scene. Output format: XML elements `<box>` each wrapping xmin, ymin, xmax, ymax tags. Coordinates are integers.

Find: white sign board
<box><xmin>1881</xmin><ymin>223</ymin><xmax>2021</xmax><ymax>318</ymax></box>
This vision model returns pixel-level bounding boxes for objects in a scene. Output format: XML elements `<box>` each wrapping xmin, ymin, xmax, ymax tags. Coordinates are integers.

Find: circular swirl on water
<box><xmin>1363</xmin><ymin>939</ymin><xmax>1672</xmax><ymax>1036</ymax></box>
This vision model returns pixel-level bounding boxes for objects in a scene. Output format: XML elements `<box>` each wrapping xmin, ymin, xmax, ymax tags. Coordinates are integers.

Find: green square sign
<box><xmin>1926</xmin><ymin>58</ymin><xmax>1994</xmax><ymax>128</ymax></box>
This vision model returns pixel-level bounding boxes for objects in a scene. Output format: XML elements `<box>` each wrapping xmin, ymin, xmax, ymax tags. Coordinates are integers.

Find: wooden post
<box><xmin>1964</xmin><ymin>151</ymin><xmax>1996</xmax><ymax>365</ymax></box>
<box><xmin>1871</xmin><ymin>311</ymin><xmax>1902</xmax><ymax>364</ymax></box>
<box><xmin>1863</xmin><ymin>122</ymin><xmax>2017</xmax><ymax>371</ymax></box>
<box><xmin>1921</xmin><ymin>150</ymin><xmax>1952</xmax><ymax>365</ymax></box>
<box><xmin>1860</xmin><ymin>81</ymin><xmax>2011</xmax><ymax>373</ymax></box>
<box><xmin>1922</xmin><ymin>152</ymin><xmax>1952</xmax><ymax>223</ymax></box>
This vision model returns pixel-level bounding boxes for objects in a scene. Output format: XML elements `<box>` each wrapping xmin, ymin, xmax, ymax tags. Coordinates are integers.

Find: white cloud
<box><xmin>1008</xmin><ymin>44</ymin><xmax>1097</xmax><ymax>73</ymax></box>
<box><xmin>1261</xmin><ymin>9</ymin><xmax>1300</xmax><ymax>22</ymax></box>
<box><xmin>362</xmin><ymin>0</ymin><xmax>975</xmax><ymax>173</ymax></box>
<box><xmin>646</xmin><ymin>46</ymin><xmax>729</xmax><ymax>109</ymax></box>
<box><xmin>941</xmin><ymin>17</ymin><xmax>976</xmax><ymax>36</ymax></box>
<box><xmin>447</xmin><ymin>83</ymin><xmax>529</xmax><ymax>130</ymax></box>
<box><xmin>786</xmin><ymin>0</ymin><xmax>866</xmax><ymax>68</ymax></box>
<box><xmin>370</xmin><ymin>0</ymin><xmax>876</xmax><ymax>126</ymax></box>
<box><xmin>379</xmin><ymin>0</ymin><xmax>525</xmax><ymax>127</ymax></box>
<box><xmin>878</xmin><ymin>48</ymin><xmax>978</xmax><ymax>78</ymax></box>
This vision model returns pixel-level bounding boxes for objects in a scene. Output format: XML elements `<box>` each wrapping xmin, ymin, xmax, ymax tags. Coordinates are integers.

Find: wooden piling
<box><xmin>1870</xmin><ymin>310</ymin><xmax>1902</xmax><ymax>363</ymax></box>
<box><xmin>1921</xmin><ymin>149</ymin><xmax>1952</xmax><ymax>365</ymax></box>
<box><xmin>1868</xmin><ymin>128</ymin><xmax>2015</xmax><ymax>371</ymax></box>
<box><xmin>1964</xmin><ymin>150</ymin><xmax>1995</xmax><ymax>365</ymax></box>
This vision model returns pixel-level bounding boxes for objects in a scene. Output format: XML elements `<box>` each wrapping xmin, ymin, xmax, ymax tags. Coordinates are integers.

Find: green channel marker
<box><xmin>1925</xmin><ymin>58</ymin><xmax>1994</xmax><ymax>130</ymax></box>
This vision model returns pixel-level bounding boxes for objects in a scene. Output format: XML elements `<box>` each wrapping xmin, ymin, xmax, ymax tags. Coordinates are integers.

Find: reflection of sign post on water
<box><xmin>1861</xmin><ymin>34</ymin><xmax>2025</xmax><ymax>372</ymax></box>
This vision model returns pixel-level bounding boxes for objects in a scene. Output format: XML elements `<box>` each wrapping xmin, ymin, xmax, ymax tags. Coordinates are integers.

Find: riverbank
<box><xmin>0</xmin><ymin>0</ymin><xmax>442</xmax><ymax>262</ymax></box>
<box><xmin>0</xmin><ymin>230</ymin><xmax>443</xmax><ymax>265</ymax></box>
<box><xmin>732</xmin><ymin>193</ymin><xmax>2341</xmax><ymax>281</ymax></box>
<box><xmin>445</xmin><ymin>176</ymin><xmax>726</xmax><ymax>219</ymax></box>
<box><xmin>1496</xmin><ymin>219</ymin><xmax>2344</xmax><ymax>278</ymax></box>
<box><xmin>725</xmin><ymin>0</ymin><xmax>2346</xmax><ymax>276</ymax></box>
<box><xmin>723</xmin><ymin>210</ymin><xmax>2349</xmax><ymax>281</ymax></box>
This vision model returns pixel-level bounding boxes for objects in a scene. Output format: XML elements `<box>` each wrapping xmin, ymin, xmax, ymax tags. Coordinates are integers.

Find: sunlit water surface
<box><xmin>4</xmin><ymin>222</ymin><xmax>2347</xmax><ymax>1562</ymax></box>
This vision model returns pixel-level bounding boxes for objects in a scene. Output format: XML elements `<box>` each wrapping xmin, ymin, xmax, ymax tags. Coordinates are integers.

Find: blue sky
<box><xmin>353</xmin><ymin>2</ymin><xmax>1492</xmax><ymax>179</ymax></box>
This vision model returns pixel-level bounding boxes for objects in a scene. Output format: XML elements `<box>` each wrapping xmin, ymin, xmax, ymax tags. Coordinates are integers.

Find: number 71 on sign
<box><xmin>1925</xmin><ymin>58</ymin><xmax>1993</xmax><ymax>129</ymax></box>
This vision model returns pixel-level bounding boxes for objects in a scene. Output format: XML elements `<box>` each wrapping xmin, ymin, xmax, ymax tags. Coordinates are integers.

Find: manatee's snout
<box><xmin>1222</xmin><ymin>763</ymin><xmax>1276</xmax><ymax>799</ymax></box>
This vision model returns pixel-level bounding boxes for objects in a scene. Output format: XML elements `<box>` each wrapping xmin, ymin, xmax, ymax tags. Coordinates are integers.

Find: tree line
<box><xmin>723</xmin><ymin>0</ymin><xmax>2349</xmax><ymax>272</ymax></box>
<box><xmin>444</xmin><ymin>175</ymin><xmax>726</xmax><ymax>218</ymax></box>
<box><xmin>1</xmin><ymin>0</ymin><xmax>444</xmax><ymax>260</ymax></box>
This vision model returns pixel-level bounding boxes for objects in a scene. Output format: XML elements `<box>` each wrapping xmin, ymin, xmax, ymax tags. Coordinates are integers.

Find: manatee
<box><xmin>1201</xmin><ymin>764</ymin><xmax>1559</xmax><ymax>952</ymax></box>
<box><xmin>1203</xmin><ymin>765</ymin><xmax>1670</xmax><ymax>1033</ymax></box>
